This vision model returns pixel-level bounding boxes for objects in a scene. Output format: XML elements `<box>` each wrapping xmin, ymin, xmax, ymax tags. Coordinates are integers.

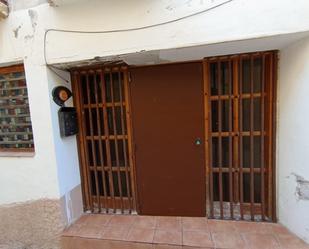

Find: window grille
<box><xmin>0</xmin><ymin>65</ymin><xmax>34</xmax><ymax>152</ymax></box>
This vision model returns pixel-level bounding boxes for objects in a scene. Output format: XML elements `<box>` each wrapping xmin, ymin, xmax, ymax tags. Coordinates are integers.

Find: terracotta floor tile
<box><xmin>243</xmin><ymin>234</ymin><xmax>280</xmax><ymax>249</ymax></box>
<box><xmin>276</xmin><ymin>234</ymin><xmax>309</xmax><ymax>249</ymax></box>
<box><xmin>63</xmin><ymin>236</ymin><xmax>155</xmax><ymax>249</ymax></box>
<box><xmin>102</xmin><ymin>226</ymin><xmax>130</xmax><ymax>241</ymax></box>
<box><xmin>90</xmin><ymin>214</ymin><xmax>114</xmax><ymax>226</ymax></box>
<box><xmin>154</xmin><ymin>245</ymin><xmax>183</xmax><ymax>249</ymax></box>
<box><xmin>208</xmin><ymin>219</ymin><xmax>236</xmax><ymax>233</ymax></box>
<box><xmin>156</xmin><ymin>216</ymin><xmax>182</xmax><ymax>231</ymax></box>
<box><xmin>154</xmin><ymin>245</ymin><xmax>203</xmax><ymax>249</ymax></box>
<box><xmin>183</xmin><ymin>247</ymin><xmax>214</xmax><ymax>249</ymax></box>
<box><xmin>76</xmin><ymin>225</ymin><xmax>104</xmax><ymax>239</ymax></box>
<box><xmin>80</xmin><ymin>214</ymin><xmax>105</xmax><ymax>225</ymax></box>
<box><xmin>107</xmin><ymin>215</ymin><xmax>136</xmax><ymax>227</ymax></box>
<box><xmin>212</xmin><ymin>232</ymin><xmax>246</xmax><ymax>249</ymax></box>
<box><xmin>72</xmin><ymin>214</ymin><xmax>92</xmax><ymax>227</ymax></box>
<box><xmin>67</xmin><ymin>237</ymin><xmax>108</xmax><ymax>249</ymax></box>
<box><xmin>62</xmin><ymin>216</ymin><xmax>101</xmax><ymax>237</ymax></box>
<box><xmin>90</xmin><ymin>239</ymin><xmax>154</xmax><ymax>249</ymax></box>
<box><xmin>183</xmin><ymin>230</ymin><xmax>213</xmax><ymax>248</ymax></box>
<box><xmin>153</xmin><ymin>229</ymin><xmax>182</xmax><ymax>245</ymax></box>
<box><xmin>235</xmin><ymin>221</ymin><xmax>271</xmax><ymax>234</ymax></box>
<box><xmin>62</xmin><ymin>214</ymin><xmax>308</xmax><ymax>249</ymax></box>
<box><xmin>126</xmin><ymin>227</ymin><xmax>155</xmax><ymax>243</ymax></box>
<box><xmin>268</xmin><ymin>223</ymin><xmax>293</xmax><ymax>236</ymax></box>
<box><xmin>61</xmin><ymin>236</ymin><xmax>76</xmax><ymax>249</ymax></box>
<box><xmin>62</xmin><ymin>224</ymin><xmax>82</xmax><ymax>237</ymax></box>
<box><xmin>182</xmin><ymin>217</ymin><xmax>208</xmax><ymax>231</ymax></box>
<box><xmin>133</xmin><ymin>216</ymin><xmax>157</xmax><ymax>229</ymax></box>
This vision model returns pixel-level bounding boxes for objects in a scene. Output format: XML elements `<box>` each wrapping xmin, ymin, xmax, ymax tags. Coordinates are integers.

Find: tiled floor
<box><xmin>61</xmin><ymin>214</ymin><xmax>309</xmax><ymax>249</ymax></box>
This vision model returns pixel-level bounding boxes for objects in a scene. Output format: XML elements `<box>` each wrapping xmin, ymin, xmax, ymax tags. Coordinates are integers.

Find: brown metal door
<box><xmin>130</xmin><ymin>62</ymin><xmax>205</xmax><ymax>217</ymax></box>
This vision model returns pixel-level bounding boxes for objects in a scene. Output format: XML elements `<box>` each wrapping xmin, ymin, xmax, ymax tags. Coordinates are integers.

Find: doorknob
<box><xmin>195</xmin><ymin>138</ymin><xmax>202</xmax><ymax>146</ymax></box>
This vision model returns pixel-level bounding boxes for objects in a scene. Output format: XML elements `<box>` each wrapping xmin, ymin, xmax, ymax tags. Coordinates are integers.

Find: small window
<box><xmin>0</xmin><ymin>64</ymin><xmax>34</xmax><ymax>153</ymax></box>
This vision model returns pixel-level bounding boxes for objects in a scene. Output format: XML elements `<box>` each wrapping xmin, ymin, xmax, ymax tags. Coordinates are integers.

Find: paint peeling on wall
<box><xmin>8</xmin><ymin>0</ymin><xmax>48</xmax><ymax>11</ymax></box>
<box><xmin>292</xmin><ymin>173</ymin><xmax>309</xmax><ymax>201</ymax></box>
<box><xmin>13</xmin><ymin>25</ymin><xmax>22</xmax><ymax>38</ymax></box>
<box><xmin>28</xmin><ymin>9</ymin><xmax>38</xmax><ymax>32</ymax></box>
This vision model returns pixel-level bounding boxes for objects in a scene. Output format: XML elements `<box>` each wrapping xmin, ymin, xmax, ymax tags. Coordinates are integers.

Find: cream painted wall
<box><xmin>45</xmin><ymin>0</ymin><xmax>309</xmax><ymax>65</ymax></box>
<box><xmin>46</xmin><ymin>68</ymin><xmax>83</xmax><ymax>224</ymax></box>
<box><xmin>0</xmin><ymin>59</ymin><xmax>60</xmax><ymax>204</ymax></box>
<box><xmin>0</xmin><ymin>0</ymin><xmax>309</xmax><ymax>230</ymax></box>
<box><xmin>1</xmin><ymin>0</ymin><xmax>309</xmax><ymax>65</ymax></box>
<box><xmin>278</xmin><ymin>36</ymin><xmax>309</xmax><ymax>243</ymax></box>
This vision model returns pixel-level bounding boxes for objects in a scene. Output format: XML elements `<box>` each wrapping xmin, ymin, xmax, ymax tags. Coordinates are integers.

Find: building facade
<box><xmin>0</xmin><ymin>0</ymin><xmax>309</xmax><ymax>248</ymax></box>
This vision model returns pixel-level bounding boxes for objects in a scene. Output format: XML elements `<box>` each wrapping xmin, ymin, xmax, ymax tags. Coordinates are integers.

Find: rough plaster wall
<box><xmin>8</xmin><ymin>0</ymin><xmax>48</xmax><ymax>11</ymax></box>
<box><xmin>278</xmin><ymin>36</ymin><xmax>309</xmax><ymax>243</ymax></box>
<box><xmin>2</xmin><ymin>0</ymin><xmax>309</xmax><ymax>65</ymax></box>
<box><xmin>0</xmin><ymin>58</ymin><xmax>61</xmax><ymax>205</ymax></box>
<box><xmin>0</xmin><ymin>0</ymin><xmax>81</xmax><ymax>215</ymax></box>
<box><xmin>0</xmin><ymin>1</ymin><xmax>83</xmax><ymax>231</ymax></box>
<box><xmin>44</xmin><ymin>0</ymin><xmax>309</xmax><ymax>64</ymax></box>
<box><xmin>0</xmin><ymin>199</ymin><xmax>65</xmax><ymax>249</ymax></box>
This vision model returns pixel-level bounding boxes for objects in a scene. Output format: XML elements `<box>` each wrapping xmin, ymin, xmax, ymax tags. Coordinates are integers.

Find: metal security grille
<box><xmin>72</xmin><ymin>66</ymin><xmax>136</xmax><ymax>213</ymax></box>
<box><xmin>0</xmin><ymin>65</ymin><xmax>34</xmax><ymax>152</ymax></box>
<box><xmin>204</xmin><ymin>51</ymin><xmax>277</xmax><ymax>221</ymax></box>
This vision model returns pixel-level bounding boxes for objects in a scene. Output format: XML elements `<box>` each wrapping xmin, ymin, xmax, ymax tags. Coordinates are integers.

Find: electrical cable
<box><xmin>43</xmin><ymin>0</ymin><xmax>234</xmax><ymax>82</ymax></box>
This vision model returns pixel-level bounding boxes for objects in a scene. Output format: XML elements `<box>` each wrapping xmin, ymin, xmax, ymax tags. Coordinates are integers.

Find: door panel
<box><xmin>130</xmin><ymin>62</ymin><xmax>205</xmax><ymax>216</ymax></box>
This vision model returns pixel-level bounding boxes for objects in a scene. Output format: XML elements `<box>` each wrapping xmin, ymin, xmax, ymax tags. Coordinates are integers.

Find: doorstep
<box><xmin>61</xmin><ymin>214</ymin><xmax>309</xmax><ymax>249</ymax></box>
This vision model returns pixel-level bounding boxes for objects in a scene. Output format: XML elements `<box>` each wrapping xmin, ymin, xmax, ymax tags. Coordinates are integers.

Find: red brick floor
<box><xmin>61</xmin><ymin>214</ymin><xmax>309</xmax><ymax>249</ymax></box>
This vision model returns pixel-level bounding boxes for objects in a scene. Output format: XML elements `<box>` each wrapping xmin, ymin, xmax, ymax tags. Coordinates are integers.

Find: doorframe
<box><xmin>70</xmin><ymin>51</ymin><xmax>277</xmax><ymax>219</ymax></box>
<box><xmin>203</xmin><ymin>51</ymin><xmax>278</xmax><ymax>221</ymax></box>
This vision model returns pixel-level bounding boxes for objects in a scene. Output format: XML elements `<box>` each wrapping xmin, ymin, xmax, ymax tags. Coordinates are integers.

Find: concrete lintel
<box><xmin>50</xmin><ymin>31</ymin><xmax>309</xmax><ymax>70</ymax></box>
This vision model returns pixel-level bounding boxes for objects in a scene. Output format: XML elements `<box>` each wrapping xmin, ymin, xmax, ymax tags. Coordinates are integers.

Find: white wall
<box><xmin>0</xmin><ymin>57</ymin><xmax>61</xmax><ymax>205</ymax></box>
<box><xmin>278</xmin><ymin>36</ymin><xmax>309</xmax><ymax>243</ymax></box>
<box><xmin>0</xmin><ymin>2</ymin><xmax>81</xmax><ymax>209</ymax></box>
<box><xmin>2</xmin><ymin>0</ymin><xmax>309</xmax><ymax>65</ymax></box>
<box><xmin>46</xmin><ymin>68</ymin><xmax>83</xmax><ymax>223</ymax></box>
<box><xmin>0</xmin><ymin>0</ymin><xmax>309</xmax><ymax>227</ymax></box>
<box><xmin>44</xmin><ymin>0</ymin><xmax>309</xmax><ymax>65</ymax></box>
<box><xmin>46</xmin><ymin>69</ymin><xmax>80</xmax><ymax>198</ymax></box>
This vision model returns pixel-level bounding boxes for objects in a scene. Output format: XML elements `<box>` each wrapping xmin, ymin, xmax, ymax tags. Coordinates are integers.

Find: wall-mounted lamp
<box><xmin>52</xmin><ymin>86</ymin><xmax>78</xmax><ymax>137</ymax></box>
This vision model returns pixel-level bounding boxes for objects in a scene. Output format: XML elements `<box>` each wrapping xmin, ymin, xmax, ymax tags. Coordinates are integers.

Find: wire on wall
<box><xmin>44</xmin><ymin>0</ymin><xmax>234</xmax><ymax>82</ymax></box>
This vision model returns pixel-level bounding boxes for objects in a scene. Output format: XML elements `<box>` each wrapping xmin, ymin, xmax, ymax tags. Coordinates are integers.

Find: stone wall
<box><xmin>0</xmin><ymin>199</ymin><xmax>65</xmax><ymax>249</ymax></box>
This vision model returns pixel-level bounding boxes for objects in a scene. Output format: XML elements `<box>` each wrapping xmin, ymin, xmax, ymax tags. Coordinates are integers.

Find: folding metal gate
<box><xmin>72</xmin><ymin>65</ymin><xmax>136</xmax><ymax>213</ymax></box>
<box><xmin>204</xmin><ymin>51</ymin><xmax>277</xmax><ymax>221</ymax></box>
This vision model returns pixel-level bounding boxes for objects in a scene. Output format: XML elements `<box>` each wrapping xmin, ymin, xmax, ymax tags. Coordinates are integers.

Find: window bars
<box><xmin>0</xmin><ymin>65</ymin><xmax>34</xmax><ymax>152</ymax></box>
